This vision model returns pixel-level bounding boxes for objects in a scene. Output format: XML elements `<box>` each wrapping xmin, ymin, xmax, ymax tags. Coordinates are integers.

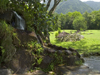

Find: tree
<box><xmin>0</xmin><ymin>0</ymin><xmax>65</xmax><ymax>44</ymax></box>
<box><xmin>0</xmin><ymin>0</ymin><xmax>9</xmax><ymax>12</ymax></box>
<box><xmin>95</xmin><ymin>13</ymin><xmax>100</xmax><ymax>29</ymax></box>
<box><xmin>83</xmin><ymin>11</ymin><xmax>95</xmax><ymax>29</ymax></box>
<box><xmin>65</xmin><ymin>11</ymin><xmax>82</xmax><ymax>29</ymax></box>
<box><xmin>46</xmin><ymin>0</ymin><xmax>63</xmax><ymax>15</ymax></box>
<box><xmin>73</xmin><ymin>16</ymin><xmax>87</xmax><ymax>31</ymax></box>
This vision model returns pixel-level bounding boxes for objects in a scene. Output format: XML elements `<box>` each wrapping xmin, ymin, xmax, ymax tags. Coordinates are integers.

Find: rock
<box><xmin>58</xmin><ymin>50</ymin><xmax>63</xmax><ymax>54</ymax></box>
<box><xmin>11</xmin><ymin>70</ymin><xmax>47</xmax><ymax>75</ymax></box>
<box><xmin>57</xmin><ymin>32</ymin><xmax>84</xmax><ymax>42</ymax></box>
<box><xmin>47</xmin><ymin>49</ymin><xmax>56</xmax><ymax>53</ymax></box>
<box><xmin>6</xmin><ymin>48</ymin><xmax>34</xmax><ymax>74</ymax></box>
<box><xmin>40</xmin><ymin>56</ymin><xmax>54</xmax><ymax>69</ymax></box>
<box><xmin>57</xmin><ymin>31</ymin><xmax>69</xmax><ymax>38</ymax></box>
<box><xmin>0</xmin><ymin>69</ymin><xmax>12</xmax><ymax>75</ymax></box>
<box><xmin>80</xmin><ymin>65</ymin><xmax>89</xmax><ymax>69</ymax></box>
<box><xmin>65</xmin><ymin>50</ymin><xmax>72</xmax><ymax>55</ymax></box>
<box><xmin>48</xmin><ymin>71</ymin><xmax>55</xmax><ymax>75</ymax></box>
<box><xmin>13</xmin><ymin>29</ymin><xmax>37</xmax><ymax>46</ymax></box>
<box><xmin>32</xmin><ymin>70</ymin><xmax>46</xmax><ymax>75</ymax></box>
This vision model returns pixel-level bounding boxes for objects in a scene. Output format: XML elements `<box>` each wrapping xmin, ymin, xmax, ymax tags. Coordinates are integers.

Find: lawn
<box><xmin>50</xmin><ymin>30</ymin><xmax>100</xmax><ymax>54</ymax></box>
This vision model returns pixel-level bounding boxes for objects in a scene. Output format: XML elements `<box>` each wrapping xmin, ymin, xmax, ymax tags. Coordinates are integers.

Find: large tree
<box><xmin>0</xmin><ymin>0</ymin><xmax>64</xmax><ymax>45</ymax></box>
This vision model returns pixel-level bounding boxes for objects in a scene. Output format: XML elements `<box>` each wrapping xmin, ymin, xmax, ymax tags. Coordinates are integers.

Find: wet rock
<box><xmin>80</xmin><ymin>65</ymin><xmax>89</xmax><ymax>69</ymax></box>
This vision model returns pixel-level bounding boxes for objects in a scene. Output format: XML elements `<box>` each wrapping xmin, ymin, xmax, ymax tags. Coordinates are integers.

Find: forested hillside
<box><xmin>55</xmin><ymin>0</ymin><xmax>94</xmax><ymax>14</ymax></box>
<box><xmin>84</xmin><ymin>1</ymin><xmax>100</xmax><ymax>11</ymax></box>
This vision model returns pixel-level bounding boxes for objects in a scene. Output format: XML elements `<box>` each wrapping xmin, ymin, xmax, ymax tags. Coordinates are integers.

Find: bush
<box><xmin>0</xmin><ymin>0</ymin><xmax>9</xmax><ymax>12</ymax></box>
<box><xmin>0</xmin><ymin>21</ymin><xmax>18</xmax><ymax>62</ymax></box>
<box><xmin>55</xmin><ymin>32</ymin><xmax>58</xmax><ymax>38</ymax></box>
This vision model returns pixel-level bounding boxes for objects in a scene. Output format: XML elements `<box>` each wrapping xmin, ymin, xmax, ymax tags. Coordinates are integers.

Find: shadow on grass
<box><xmin>89</xmin><ymin>44</ymin><xmax>100</xmax><ymax>52</ymax></box>
<box><xmin>52</xmin><ymin>39</ymin><xmax>100</xmax><ymax>54</ymax></box>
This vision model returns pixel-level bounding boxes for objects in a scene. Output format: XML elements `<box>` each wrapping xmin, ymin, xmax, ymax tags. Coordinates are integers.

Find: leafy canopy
<box><xmin>73</xmin><ymin>16</ymin><xmax>87</xmax><ymax>31</ymax></box>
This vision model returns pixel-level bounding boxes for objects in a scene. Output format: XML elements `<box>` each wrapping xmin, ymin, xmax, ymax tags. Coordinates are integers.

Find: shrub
<box><xmin>0</xmin><ymin>21</ymin><xmax>18</xmax><ymax>62</ymax></box>
<box><xmin>55</xmin><ymin>32</ymin><xmax>58</xmax><ymax>38</ymax></box>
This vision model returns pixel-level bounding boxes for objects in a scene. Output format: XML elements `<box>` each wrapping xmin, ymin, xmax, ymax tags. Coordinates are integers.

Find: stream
<box><xmin>84</xmin><ymin>56</ymin><xmax>100</xmax><ymax>71</ymax></box>
<box><xmin>64</xmin><ymin>56</ymin><xmax>100</xmax><ymax>75</ymax></box>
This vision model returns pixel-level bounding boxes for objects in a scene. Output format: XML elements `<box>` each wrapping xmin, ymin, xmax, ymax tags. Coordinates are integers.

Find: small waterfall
<box><xmin>13</xmin><ymin>11</ymin><xmax>25</xmax><ymax>30</ymax></box>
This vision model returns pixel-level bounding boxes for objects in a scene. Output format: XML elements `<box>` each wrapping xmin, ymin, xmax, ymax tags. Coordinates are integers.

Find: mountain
<box><xmin>54</xmin><ymin>0</ymin><xmax>94</xmax><ymax>14</ymax></box>
<box><xmin>84</xmin><ymin>1</ymin><xmax>100</xmax><ymax>10</ymax></box>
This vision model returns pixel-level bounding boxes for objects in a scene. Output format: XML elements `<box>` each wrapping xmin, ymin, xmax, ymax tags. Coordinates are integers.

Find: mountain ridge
<box><xmin>84</xmin><ymin>1</ymin><xmax>100</xmax><ymax>10</ymax></box>
<box><xmin>55</xmin><ymin>0</ymin><xmax>94</xmax><ymax>14</ymax></box>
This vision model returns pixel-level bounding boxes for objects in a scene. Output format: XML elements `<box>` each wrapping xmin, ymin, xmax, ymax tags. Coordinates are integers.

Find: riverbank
<box><xmin>1</xmin><ymin>56</ymin><xmax>100</xmax><ymax>75</ymax></box>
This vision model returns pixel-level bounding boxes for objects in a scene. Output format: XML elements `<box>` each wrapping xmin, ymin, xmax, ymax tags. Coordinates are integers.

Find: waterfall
<box><xmin>13</xmin><ymin>11</ymin><xmax>25</xmax><ymax>30</ymax></box>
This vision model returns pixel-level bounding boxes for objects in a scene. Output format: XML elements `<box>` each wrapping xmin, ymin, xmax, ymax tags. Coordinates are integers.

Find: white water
<box><xmin>13</xmin><ymin>11</ymin><xmax>25</xmax><ymax>30</ymax></box>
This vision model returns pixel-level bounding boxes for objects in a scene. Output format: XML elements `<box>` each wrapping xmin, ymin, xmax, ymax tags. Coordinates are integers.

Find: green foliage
<box><xmin>42</xmin><ymin>52</ymin><xmax>63</xmax><ymax>72</ymax></box>
<box><xmin>83</xmin><ymin>10</ymin><xmax>100</xmax><ymax>29</ymax></box>
<box><xmin>94</xmin><ymin>13</ymin><xmax>100</xmax><ymax>29</ymax></box>
<box><xmin>55</xmin><ymin>32</ymin><xmax>59</xmax><ymax>38</ymax></box>
<box><xmin>53</xmin><ymin>11</ymin><xmax>83</xmax><ymax>30</ymax></box>
<box><xmin>55</xmin><ymin>0</ymin><xmax>93</xmax><ymax>14</ymax></box>
<box><xmin>53</xmin><ymin>10</ymin><xmax>100</xmax><ymax>30</ymax></box>
<box><xmin>0</xmin><ymin>21</ymin><xmax>18</xmax><ymax>62</ymax></box>
<box><xmin>58</xmin><ymin>28</ymin><xmax>61</xmax><ymax>33</ymax></box>
<box><xmin>73</xmin><ymin>16</ymin><xmax>87</xmax><ymax>31</ymax></box>
<box><xmin>0</xmin><ymin>0</ymin><xmax>9</xmax><ymax>12</ymax></box>
<box><xmin>0</xmin><ymin>46</ymin><xmax>5</xmax><ymax>65</ymax></box>
<box><xmin>50</xmin><ymin>30</ymin><xmax>100</xmax><ymax>55</ymax></box>
<box><xmin>75</xmin><ymin>60</ymin><xmax>83</xmax><ymax>65</ymax></box>
<box><xmin>27</xmin><ymin>41</ymin><xmax>43</xmax><ymax>66</ymax></box>
<box><xmin>51</xmin><ymin>13</ymin><xmax>61</xmax><ymax>31</ymax></box>
<box><xmin>84</xmin><ymin>1</ymin><xmax>100</xmax><ymax>11</ymax></box>
<box><xmin>8</xmin><ymin>0</ymin><xmax>53</xmax><ymax>35</ymax></box>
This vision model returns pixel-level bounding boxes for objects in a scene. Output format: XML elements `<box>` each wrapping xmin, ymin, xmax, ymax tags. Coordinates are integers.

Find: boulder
<box><xmin>57</xmin><ymin>31</ymin><xmax>69</xmax><ymax>38</ymax></box>
<box><xmin>0</xmin><ymin>69</ymin><xmax>12</xmax><ymax>75</ymax></box>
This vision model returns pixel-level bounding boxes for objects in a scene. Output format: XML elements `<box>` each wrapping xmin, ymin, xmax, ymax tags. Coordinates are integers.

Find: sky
<box><xmin>80</xmin><ymin>0</ymin><xmax>100</xmax><ymax>2</ymax></box>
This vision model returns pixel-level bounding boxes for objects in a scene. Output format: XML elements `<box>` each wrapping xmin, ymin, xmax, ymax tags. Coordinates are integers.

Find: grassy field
<box><xmin>50</xmin><ymin>30</ymin><xmax>100</xmax><ymax>54</ymax></box>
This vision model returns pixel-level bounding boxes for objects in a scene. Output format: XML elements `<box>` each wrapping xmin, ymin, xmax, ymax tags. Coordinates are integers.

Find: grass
<box><xmin>50</xmin><ymin>30</ymin><xmax>100</xmax><ymax>54</ymax></box>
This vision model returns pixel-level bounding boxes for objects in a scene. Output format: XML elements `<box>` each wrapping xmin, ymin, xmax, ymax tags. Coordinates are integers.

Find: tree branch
<box><xmin>48</xmin><ymin>0</ymin><xmax>61</xmax><ymax>15</ymax></box>
<box><xmin>46</xmin><ymin>0</ymin><xmax>51</xmax><ymax>11</ymax></box>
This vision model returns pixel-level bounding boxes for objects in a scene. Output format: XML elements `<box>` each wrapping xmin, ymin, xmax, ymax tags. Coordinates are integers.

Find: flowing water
<box><xmin>62</xmin><ymin>56</ymin><xmax>100</xmax><ymax>75</ymax></box>
<box><xmin>13</xmin><ymin>11</ymin><xmax>25</xmax><ymax>30</ymax></box>
<box><xmin>84</xmin><ymin>56</ymin><xmax>100</xmax><ymax>71</ymax></box>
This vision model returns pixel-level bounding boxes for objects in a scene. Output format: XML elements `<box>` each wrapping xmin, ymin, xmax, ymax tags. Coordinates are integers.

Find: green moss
<box><xmin>0</xmin><ymin>21</ymin><xmax>18</xmax><ymax>62</ymax></box>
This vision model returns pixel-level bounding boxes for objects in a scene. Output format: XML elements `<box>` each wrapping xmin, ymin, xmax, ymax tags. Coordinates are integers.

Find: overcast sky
<box><xmin>80</xmin><ymin>0</ymin><xmax>100</xmax><ymax>2</ymax></box>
